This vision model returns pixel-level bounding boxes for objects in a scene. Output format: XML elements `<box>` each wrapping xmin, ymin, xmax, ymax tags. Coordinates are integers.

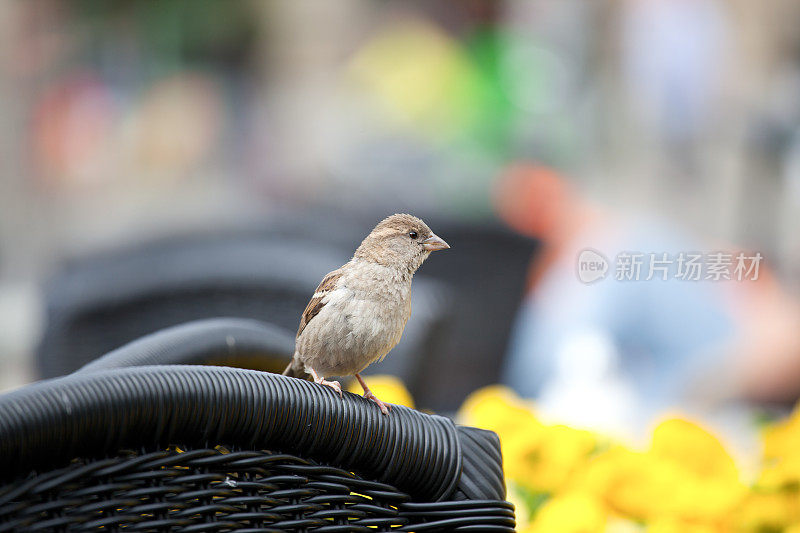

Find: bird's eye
<box><xmin>409</xmin><ymin>231</ymin><xmax>418</xmax><ymax>240</ymax></box>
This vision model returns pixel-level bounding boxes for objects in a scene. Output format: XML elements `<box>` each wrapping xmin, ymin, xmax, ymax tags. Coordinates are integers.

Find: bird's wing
<box><xmin>297</xmin><ymin>269</ymin><xmax>343</xmax><ymax>338</ymax></box>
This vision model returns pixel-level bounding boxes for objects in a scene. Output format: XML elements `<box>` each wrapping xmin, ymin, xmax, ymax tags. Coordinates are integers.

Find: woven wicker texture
<box><xmin>4</xmin><ymin>319</ymin><xmax>513</xmax><ymax>530</ymax></box>
<box><xmin>0</xmin><ymin>446</ymin><xmax>514</xmax><ymax>532</ymax></box>
<box><xmin>0</xmin><ymin>366</ymin><xmax>465</xmax><ymax>502</ymax></box>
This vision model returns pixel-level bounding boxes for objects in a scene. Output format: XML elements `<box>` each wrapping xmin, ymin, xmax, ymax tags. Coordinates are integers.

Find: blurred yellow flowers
<box><xmin>347</xmin><ymin>374</ymin><xmax>415</xmax><ymax>409</ymax></box>
<box><xmin>359</xmin><ymin>378</ymin><xmax>800</xmax><ymax>530</ymax></box>
<box><xmin>457</xmin><ymin>385</ymin><xmax>800</xmax><ymax>532</ymax></box>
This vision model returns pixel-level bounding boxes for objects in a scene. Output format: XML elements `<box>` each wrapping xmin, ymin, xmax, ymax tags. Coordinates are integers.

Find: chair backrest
<box><xmin>401</xmin><ymin>220</ymin><xmax>540</xmax><ymax>410</ymax></box>
<box><xmin>37</xmin><ymin>235</ymin><xmax>343</xmax><ymax>378</ymax></box>
<box><xmin>75</xmin><ymin>317</ymin><xmax>296</xmax><ymax>374</ymax></box>
<box><xmin>0</xmin><ymin>365</ymin><xmax>514</xmax><ymax>531</ymax></box>
<box><xmin>36</xmin><ymin>233</ymin><xmax>454</xmax><ymax>396</ymax></box>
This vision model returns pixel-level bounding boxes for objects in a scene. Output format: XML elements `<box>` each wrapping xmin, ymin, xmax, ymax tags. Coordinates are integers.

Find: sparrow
<box><xmin>283</xmin><ymin>213</ymin><xmax>450</xmax><ymax>414</ymax></box>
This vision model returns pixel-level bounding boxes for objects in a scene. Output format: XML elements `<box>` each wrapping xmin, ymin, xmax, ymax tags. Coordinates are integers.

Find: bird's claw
<box><xmin>319</xmin><ymin>379</ymin><xmax>342</xmax><ymax>397</ymax></box>
<box><xmin>364</xmin><ymin>390</ymin><xmax>392</xmax><ymax>415</ymax></box>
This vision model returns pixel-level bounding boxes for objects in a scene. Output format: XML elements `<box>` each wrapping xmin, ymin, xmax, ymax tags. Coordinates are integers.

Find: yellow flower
<box><xmin>346</xmin><ymin>375</ymin><xmax>414</xmax><ymax>409</ymax></box>
<box><xmin>458</xmin><ymin>385</ymin><xmax>543</xmax><ymax>490</ymax></box>
<box><xmin>650</xmin><ymin>419</ymin><xmax>738</xmax><ymax>482</ymax></box>
<box><xmin>757</xmin><ymin>456</ymin><xmax>800</xmax><ymax>492</ymax></box>
<box><xmin>454</xmin><ymin>388</ymin><xmax>779</xmax><ymax>530</ymax></box>
<box><xmin>525</xmin><ymin>493</ymin><xmax>606</xmax><ymax>533</ymax></box>
<box><xmin>647</xmin><ymin>517</ymin><xmax>725</xmax><ymax>533</ymax></box>
<box><xmin>571</xmin><ymin>447</ymin><xmax>668</xmax><ymax>520</ymax></box>
<box><xmin>569</xmin><ymin>420</ymin><xmax>744</xmax><ymax>525</ymax></box>
<box><xmin>457</xmin><ymin>385</ymin><xmax>539</xmax><ymax>436</ymax></box>
<box><xmin>459</xmin><ymin>386</ymin><xmax>595</xmax><ymax>493</ymax></box>
<box><xmin>760</xmin><ymin>402</ymin><xmax>800</xmax><ymax>499</ymax></box>
<box><xmin>764</xmin><ymin>401</ymin><xmax>800</xmax><ymax>462</ymax></box>
<box><xmin>508</xmin><ymin>424</ymin><xmax>596</xmax><ymax>493</ymax></box>
<box><xmin>734</xmin><ymin>491</ymin><xmax>798</xmax><ymax>531</ymax></box>
<box><xmin>648</xmin><ymin>418</ymin><xmax>745</xmax><ymax>522</ymax></box>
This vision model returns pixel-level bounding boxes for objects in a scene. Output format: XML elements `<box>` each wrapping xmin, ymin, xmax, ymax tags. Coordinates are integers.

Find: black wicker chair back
<box><xmin>0</xmin><ymin>367</ymin><xmax>513</xmax><ymax>531</ymax></box>
<box><xmin>3</xmin><ymin>320</ymin><xmax>513</xmax><ymax>531</ymax></box>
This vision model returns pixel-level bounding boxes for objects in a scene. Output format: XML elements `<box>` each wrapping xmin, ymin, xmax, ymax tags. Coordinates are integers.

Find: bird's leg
<box><xmin>308</xmin><ymin>367</ymin><xmax>342</xmax><ymax>397</ymax></box>
<box><xmin>355</xmin><ymin>373</ymin><xmax>392</xmax><ymax>415</ymax></box>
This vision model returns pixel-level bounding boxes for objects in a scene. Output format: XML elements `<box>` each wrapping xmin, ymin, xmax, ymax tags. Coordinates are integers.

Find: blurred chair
<box><xmin>76</xmin><ymin>317</ymin><xmax>295</xmax><ymax>374</ymax></box>
<box><xmin>404</xmin><ymin>218</ymin><xmax>539</xmax><ymax>411</ymax></box>
<box><xmin>0</xmin><ymin>325</ymin><xmax>514</xmax><ymax>532</ymax></box>
<box><xmin>36</xmin><ymin>230</ymin><xmax>453</xmax><ymax>400</ymax></box>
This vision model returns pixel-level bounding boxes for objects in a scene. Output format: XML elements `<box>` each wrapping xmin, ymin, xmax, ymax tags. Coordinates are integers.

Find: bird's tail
<box><xmin>282</xmin><ymin>355</ymin><xmax>306</xmax><ymax>378</ymax></box>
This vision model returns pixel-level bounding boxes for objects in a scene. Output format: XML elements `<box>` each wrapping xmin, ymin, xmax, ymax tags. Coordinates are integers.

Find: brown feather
<box><xmin>296</xmin><ymin>269</ymin><xmax>343</xmax><ymax>338</ymax></box>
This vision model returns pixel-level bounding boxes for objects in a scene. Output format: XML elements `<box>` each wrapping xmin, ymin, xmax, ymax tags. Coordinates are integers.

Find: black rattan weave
<box><xmin>0</xmin><ymin>367</ymin><xmax>462</xmax><ymax>500</ymax></box>
<box><xmin>0</xmin><ymin>446</ymin><xmax>514</xmax><ymax>532</ymax></box>
<box><xmin>3</xmin><ymin>320</ymin><xmax>513</xmax><ymax>531</ymax></box>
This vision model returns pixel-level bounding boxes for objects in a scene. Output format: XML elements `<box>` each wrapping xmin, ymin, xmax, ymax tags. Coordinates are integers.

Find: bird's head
<box><xmin>354</xmin><ymin>213</ymin><xmax>449</xmax><ymax>272</ymax></box>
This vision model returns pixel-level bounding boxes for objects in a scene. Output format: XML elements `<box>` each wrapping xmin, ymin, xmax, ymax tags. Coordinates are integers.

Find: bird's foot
<box><xmin>316</xmin><ymin>378</ymin><xmax>342</xmax><ymax>397</ymax></box>
<box><xmin>364</xmin><ymin>390</ymin><xmax>392</xmax><ymax>415</ymax></box>
<box><xmin>308</xmin><ymin>367</ymin><xmax>342</xmax><ymax>397</ymax></box>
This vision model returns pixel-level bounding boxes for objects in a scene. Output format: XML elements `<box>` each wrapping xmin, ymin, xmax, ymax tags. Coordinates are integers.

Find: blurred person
<box><xmin>496</xmin><ymin>163</ymin><xmax>800</xmax><ymax>435</ymax></box>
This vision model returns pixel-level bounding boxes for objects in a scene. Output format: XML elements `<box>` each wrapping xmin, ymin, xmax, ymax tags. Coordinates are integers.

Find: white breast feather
<box><xmin>297</xmin><ymin>260</ymin><xmax>412</xmax><ymax>377</ymax></box>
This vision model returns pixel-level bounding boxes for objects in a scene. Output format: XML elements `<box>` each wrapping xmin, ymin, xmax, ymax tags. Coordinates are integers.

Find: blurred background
<box><xmin>2</xmin><ymin>0</ymin><xmax>800</xmax><ymax>441</ymax></box>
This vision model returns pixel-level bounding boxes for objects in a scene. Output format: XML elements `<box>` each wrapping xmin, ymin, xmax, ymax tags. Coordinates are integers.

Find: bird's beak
<box><xmin>422</xmin><ymin>233</ymin><xmax>450</xmax><ymax>251</ymax></box>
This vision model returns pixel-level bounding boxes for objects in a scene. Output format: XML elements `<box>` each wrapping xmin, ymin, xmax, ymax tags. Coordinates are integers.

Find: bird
<box><xmin>282</xmin><ymin>213</ymin><xmax>450</xmax><ymax>414</ymax></box>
